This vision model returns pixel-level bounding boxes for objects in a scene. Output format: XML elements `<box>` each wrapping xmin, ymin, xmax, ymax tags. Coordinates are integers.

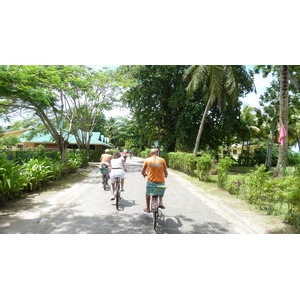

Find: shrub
<box><xmin>244</xmin><ymin>164</ymin><xmax>270</xmax><ymax>205</ymax></box>
<box><xmin>226</xmin><ymin>177</ymin><xmax>245</xmax><ymax>196</ymax></box>
<box><xmin>282</xmin><ymin>176</ymin><xmax>300</xmax><ymax>226</ymax></box>
<box><xmin>0</xmin><ymin>155</ymin><xmax>27</xmax><ymax>206</ymax></box>
<box><xmin>67</xmin><ymin>150</ymin><xmax>84</xmax><ymax>171</ymax></box>
<box><xmin>21</xmin><ymin>158</ymin><xmax>54</xmax><ymax>191</ymax></box>
<box><xmin>196</xmin><ymin>152</ymin><xmax>213</xmax><ymax>181</ymax></box>
<box><xmin>140</xmin><ymin>148</ymin><xmax>151</xmax><ymax>158</ymax></box>
<box><xmin>168</xmin><ymin>152</ymin><xmax>197</xmax><ymax>176</ymax></box>
<box><xmin>215</xmin><ymin>157</ymin><xmax>233</xmax><ymax>189</ymax></box>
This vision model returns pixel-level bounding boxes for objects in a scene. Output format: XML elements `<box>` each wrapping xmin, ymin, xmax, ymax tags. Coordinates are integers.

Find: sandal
<box><xmin>159</xmin><ymin>205</ymin><xmax>165</xmax><ymax>209</ymax></box>
<box><xmin>111</xmin><ymin>197</ymin><xmax>115</xmax><ymax>200</ymax></box>
<box><xmin>144</xmin><ymin>208</ymin><xmax>151</xmax><ymax>213</ymax></box>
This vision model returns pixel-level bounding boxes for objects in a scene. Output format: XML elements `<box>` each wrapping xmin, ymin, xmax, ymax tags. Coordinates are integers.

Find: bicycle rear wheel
<box><xmin>104</xmin><ymin>174</ymin><xmax>109</xmax><ymax>190</ymax></box>
<box><xmin>115</xmin><ymin>182</ymin><xmax>120</xmax><ymax>210</ymax></box>
<box><xmin>153</xmin><ymin>197</ymin><xmax>158</xmax><ymax>231</ymax></box>
<box><xmin>103</xmin><ymin>174</ymin><xmax>106</xmax><ymax>190</ymax></box>
<box><xmin>153</xmin><ymin>209</ymin><xmax>157</xmax><ymax>231</ymax></box>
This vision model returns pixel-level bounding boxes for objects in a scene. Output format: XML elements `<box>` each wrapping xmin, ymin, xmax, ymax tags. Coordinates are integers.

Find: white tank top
<box><xmin>111</xmin><ymin>157</ymin><xmax>123</xmax><ymax>170</ymax></box>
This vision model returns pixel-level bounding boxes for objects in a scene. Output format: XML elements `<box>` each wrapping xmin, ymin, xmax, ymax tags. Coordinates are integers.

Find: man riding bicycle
<box><xmin>99</xmin><ymin>149</ymin><xmax>112</xmax><ymax>185</ymax></box>
<box><xmin>141</xmin><ymin>148</ymin><xmax>168</xmax><ymax>213</ymax></box>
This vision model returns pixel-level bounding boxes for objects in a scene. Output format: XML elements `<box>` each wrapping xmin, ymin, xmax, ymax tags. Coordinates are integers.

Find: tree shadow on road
<box><xmin>154</xmin><ymin>213</ymin><xmax>230</xmax><ymax>234</ymax></box>
<box><xmin>189</xmin><ymin>222</ymin><xmax>230</xmax><ymax>234</ymax></box>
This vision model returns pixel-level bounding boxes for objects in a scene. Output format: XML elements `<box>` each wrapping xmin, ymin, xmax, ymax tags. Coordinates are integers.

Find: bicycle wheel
<box><xmin>115</xmin><ymin>182</ymin><xmax>120</xmax><ymax>210</ymax></box>
<box><xmin>153</xmin><ymin>208</ymin><xmax>157</xmax><ymax>231</ymax></box>
<box><xmin>153</xmin><ymin>197</ymin><xmax>158</xmax><ymax>231</ymax></box>
<box><xmin>103</xmin><ymin>174</ymin><xmax>106</xmax><ymax>190</ymax></box>
<box><xmin>104</xmin><ymin>174</ymin><xmax>108</xmax><ymax>190</ymax></box>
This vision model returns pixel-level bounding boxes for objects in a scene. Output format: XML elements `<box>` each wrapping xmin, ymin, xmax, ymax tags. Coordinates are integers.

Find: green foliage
<box><xmin>0</xmin><ymin>65</ymin><xmax>116</xmax><ymax>164</ymax></box>
<box><xmin>119</xmin><ymin>65</ymin><xmax>192</xmax><ymax>152</ymax></box>
<box><xmin>0</xmin><ymin>149</ymin><xmax>84</xmax><ymax>206</ymax></box>
<box><xmin>159</xmin><ymin>151</ymin><xmax>169</xmax><ymax>165</ymax></box>
<box><xmin>196</xmin><ymin>152</ymin><xmax>213</xmax><ymax>181</ymax></box>
<box><xmin>0</xmin><ymin>136</ymin><xmax>20</xmax><ymax>148</ymax></box>
<box><xmin>21</xmin><ymin>158</ymin><xmax>55</xmax><ymax>191</ymax></box>
<box><xmin>215</xmin><ymin>157</ymin><xmax>234</xmax><ymax>188</ymax></box>
<box><xmin>234</xmin><ymin>164</ymin><xmax>300</xmax><ymax>224</ymax></box>
<box><xmin>282</xmin><ymin>177</ymin><xmax>300</xmax><ymax>226</ymax></box>
<box><xmin>238</xmin><ymin>146</ymin><xmax>278</xmax><ymax>166</ymax></box>
<box><xmin>168</xmin><ymin>152</ymin><xmax>197</xmax><ymax>176</ymax></box>
<box><xmin>67</xmin><ymin>150</ymin><xmax>84</xmax><ymax>171</ymax></box>
<box><xmin>140</xmin><ymin>148</ymin><xmax>151</xmax><ymax>158</ymax></box>
<box><xmin>295</xmin><ymin>156</ymin><xmax>300</xmax><ymax>176</ymax></box>
<box><xmin>244</xmin><ymin>164</ymin><xmax>271</xmax><ymax>204</ymax></box>
<box><xmin>89</xmin><ymin>149</ymin><xmax>102</xmax><ymax>162</ymax></box>
<box><xmin>226</xmin><ymin>177</ymin><xmax>245</xmax><ymax>196</ymax></box>
<box><xmin>0</xmin><ymin>155</ymin><xmax>27</xmax><ymax>206</ymax></box>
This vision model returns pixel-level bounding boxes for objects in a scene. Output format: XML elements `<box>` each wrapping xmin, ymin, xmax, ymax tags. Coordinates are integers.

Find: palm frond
<box><xmin>184</xmin><ymin>65</ymin><xmax>208</xmax><ymax>99</ymax></box>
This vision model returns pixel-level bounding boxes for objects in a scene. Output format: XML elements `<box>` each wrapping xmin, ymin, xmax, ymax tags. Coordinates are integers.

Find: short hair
<box><xmin>150</xmin><ymin>148</ymin><xmax>159</xmax><ymax>154</ymax></box>
<box><xmin>105</xmin><ymin>149</ymin><xmax>110</xmax><ymax>153</ymax></box>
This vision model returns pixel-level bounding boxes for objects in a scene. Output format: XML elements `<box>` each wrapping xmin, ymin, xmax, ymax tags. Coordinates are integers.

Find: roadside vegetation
<box><xmin>168</xmin><ymin>151</ymin><xmax>300</xmax><ymax>228</ymax></box>
<box><xmin>0</xmin><ymin>148</ymin><xmax>87</xmax><ymax>206</ymax></box>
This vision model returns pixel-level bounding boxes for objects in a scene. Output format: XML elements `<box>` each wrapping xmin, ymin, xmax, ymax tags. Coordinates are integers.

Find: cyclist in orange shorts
<box><xmin>141</xmin><ymin>148</ymin><xmax>168</xmax><ymax>213</ymax></box>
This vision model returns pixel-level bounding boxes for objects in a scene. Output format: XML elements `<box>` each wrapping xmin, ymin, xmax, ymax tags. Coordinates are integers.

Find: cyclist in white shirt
<box><xmin>110</xmin><ymin>151</ymin><xmax>127</xmax><ymax>200</ymax></box>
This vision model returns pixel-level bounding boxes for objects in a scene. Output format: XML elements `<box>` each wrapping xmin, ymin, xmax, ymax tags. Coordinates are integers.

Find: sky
<box><xmin>242</xmin><ymin>66</ymin><xmax>274</xmax><ymax>108</ymax></box>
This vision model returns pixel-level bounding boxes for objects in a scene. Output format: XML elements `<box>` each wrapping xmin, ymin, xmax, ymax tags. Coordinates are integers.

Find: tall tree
<box><xmin>0</xmin><ymin>65</ymin><xmax>115</xmax><ymax>163</ymax></box>
<box><xmin>184</xmin><ymin>65</ymin><xmax>255</xmax><ymax>156</ymax></box>
<box><xmin>274</xmin><ymin>65</ymin><xmax>289</xmax><ymax>176</ymax></box>
<box><xmin>119</xmin><ymin>65</ymin><xmax>189</xmax><ymax>152</ymax></box>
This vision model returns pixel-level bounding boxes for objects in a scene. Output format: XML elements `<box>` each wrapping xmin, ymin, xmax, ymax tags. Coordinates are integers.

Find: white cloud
<box><xmin>241</xmin><ymin>72</ymin><xmax>274</xmax><ymax>108</ymax></box>
<box><xmin>104</xmin><ymin>107</ymin><xmax>131</xmax><ymax>119</ymax></box>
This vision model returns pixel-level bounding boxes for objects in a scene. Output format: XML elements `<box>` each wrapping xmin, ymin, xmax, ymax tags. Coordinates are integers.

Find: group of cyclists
<box><xmin>99</xmin><ymin>148</ymin><xmax>168</xmax><ymax>212</ymax></box>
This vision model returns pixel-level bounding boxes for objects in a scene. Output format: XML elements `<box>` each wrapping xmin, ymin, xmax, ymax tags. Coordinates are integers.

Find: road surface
<box><xmin>0</xmin><ymin>156</ymin><xmax>266</xmax><ymax>234</ymax></box>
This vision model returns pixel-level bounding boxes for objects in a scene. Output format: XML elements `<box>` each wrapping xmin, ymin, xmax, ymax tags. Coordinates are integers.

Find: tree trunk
<box><xmin>157</xmin><ymin>116</ymin><xmax>161</xmax><ymax>152</ymax></box>
<box><xmin>274</xmin><ymin>65</ymin><xmax>289</xmax><ymax>177</ymax></box>
<box><xmin>193</xmin><ymin>99</ymin><xmax>211</xmax><ymax>157</ymax></box>
<box><xmin>265</xmin><ymin>120</ymin><xmax>276</xmax><ymax>171</ymax></box>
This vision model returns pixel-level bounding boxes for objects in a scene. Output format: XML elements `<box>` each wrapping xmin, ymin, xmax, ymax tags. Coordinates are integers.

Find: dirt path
<box><xmin>0</xmin><ymin>156</ymin><xmax>296</xmax><ymax>234</ymax></box>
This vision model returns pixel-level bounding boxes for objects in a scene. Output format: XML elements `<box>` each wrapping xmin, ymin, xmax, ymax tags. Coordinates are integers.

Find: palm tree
<box><xmin>240</xmin><ymin>105</ymin><xmax>261</xmax><ymax>152</ymax></box>
<box><xmin>184</xmin><ymin>65</ymin><xmax>254</xmax><ymax>157</ymax></box>
<box><xmin>274</xmin><ymin>65</ymin><xmax>289</xmax><ymax>177</ymax></box>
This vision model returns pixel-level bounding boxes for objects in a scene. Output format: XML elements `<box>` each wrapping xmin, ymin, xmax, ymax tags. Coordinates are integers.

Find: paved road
<box><xmin>0</xmin><ymin>156</ymin><xmax>263</xmax><ymax>234</ymax></box>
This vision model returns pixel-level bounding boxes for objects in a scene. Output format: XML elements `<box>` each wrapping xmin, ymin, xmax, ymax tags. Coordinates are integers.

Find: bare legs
<box><xmin>145</xmin><ymin>195</ymin><xmax>164</xmax><ymax>212</ymax></box>
<box><xmin>110</xmin><ymin>183</ymin><xmax>115</xmax><ymax>199</ymax></box>
<box><xmin>121</xmin><ymin>178</ymin><xmax>124</xmax><ymax>191</ymax></box>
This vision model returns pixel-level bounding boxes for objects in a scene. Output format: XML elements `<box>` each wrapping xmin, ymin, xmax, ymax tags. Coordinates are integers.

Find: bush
<box><xmin>0</xmin><ymin>155</ymin><xmax>27</xmax><ymax>206</ymax></box>
<box><xmin>0</xmin><ymin>149</ymin><xmax>84</xmax><ymax>206</ymax></box>
<box><xmin>168</xmin><ymin>152</ymin><xmax>197</xmax><ymax>176</ymax></box>
<box><xmin>196</xmin><ymin>152</ymin><xmax>213</xmax><ymax>181</ymax></box>
<box><xmin>215</xmin><ymin>157</ymin><xmax>233</xmax><ymax>189</ymax></box>
<box><xmin>21</xmin><ymin>158</ymin><xmax>55</xmax><ymax>191</ymax></box>
<box><xmin>282</xmin><ymin>176</ymin><xmax>300</xmax><ymax>226</ymax></box>
<box><xmin>67</xmin><ymin>150</ymin><xmax>84</xmax><ymax>171</ymax></box>
<box><xmin>140</xmin><ymin>148</ymin><xmax>151</xmax><ymax>158</ymax></box>
<box><xmin>226</xmin><ymin>177</ymin><xmax>245</xmax><ymax>196</ymax></box>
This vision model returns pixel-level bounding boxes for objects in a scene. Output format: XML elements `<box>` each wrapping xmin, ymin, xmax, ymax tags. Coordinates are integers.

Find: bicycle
<box><xmin>99</xmin><ymin>164</ymin><xmax>110</xmax><ymax>191</ymax></box>
<box><xmin>149</xmin><ymin>184</ymin><xmax>166</xmax><ymax>233</ymax></box>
